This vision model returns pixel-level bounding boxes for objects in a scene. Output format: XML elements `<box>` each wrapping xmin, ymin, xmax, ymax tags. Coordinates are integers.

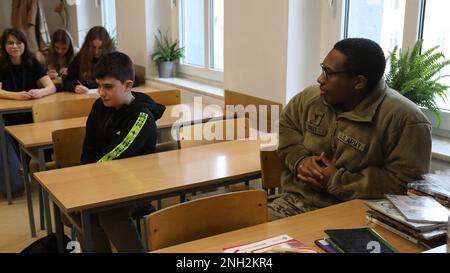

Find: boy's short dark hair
<box><xmin>95</xmin><ymin>52</ymin><xmax>135</xmax><ymax>83</ymax></box>
<box><xmin>333</xmin><ymin>38</ymin><xmax>386</xmax><ymax>90</ymax></box>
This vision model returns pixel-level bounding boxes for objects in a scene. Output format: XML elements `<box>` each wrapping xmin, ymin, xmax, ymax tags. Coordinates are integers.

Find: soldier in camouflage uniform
<box><xmin>268</xmin><ymin>38</ymin><xmax>432</xmax><ymax>221</ymax></box>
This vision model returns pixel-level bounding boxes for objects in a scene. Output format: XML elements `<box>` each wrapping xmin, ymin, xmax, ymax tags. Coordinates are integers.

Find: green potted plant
<box><xmin>151</xmin><ymin>30</ymin><xmax>185</xmax><ymax>78</ymax></box>
<box><xmin>386</xmin><ymin>40</ymin><xmax>450</xmax><ymax>126</ymax></box>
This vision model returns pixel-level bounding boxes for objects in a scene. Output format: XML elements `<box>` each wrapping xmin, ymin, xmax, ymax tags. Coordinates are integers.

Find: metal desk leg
<box><xmin>0</xmin><ymin>114</ymin><xmax>12</xmax><ymax>204</ymax></box>
<box><xmin>81</xmin><ymin>211</ymin><xmax>93</xmax><ymax>253</ymax></box>
<box><xmin>38</xmin><ymin>185</ymin><xmax>45</xmax><ymax>230</ymax></box>
<box><xmin>19</xmin><ymin>148</ymin><xmax>36</xmax><ymax>238</ymax></box>
<box><xmin>38</xmin><ymin>149</ymin><xmax>52</xmax><ymax>234</ymax></box>
<box><xmin>42</xmin><ymin>190</ymin><xmax>53</xmax><ymax>235</ymax></box>
<box><xmin>53</xmin><ymin>203</ymin><xmax>64</xmax><ymax>253</ymax></box>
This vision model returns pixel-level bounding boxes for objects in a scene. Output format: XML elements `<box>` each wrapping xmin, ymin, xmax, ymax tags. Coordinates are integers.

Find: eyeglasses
<box><xmin>6</xmin><ymin>41</ymin><xmax>24</xmax><ymax>47</ymax></box>
<box><xmin>320</xmin><ymin>63</ymin><xmax>348</xmax><ymax>79</ymax></box>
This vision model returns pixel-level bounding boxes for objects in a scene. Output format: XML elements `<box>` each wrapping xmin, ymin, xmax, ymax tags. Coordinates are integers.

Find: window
<box><xmin>343</xmin><ymin>0</ymin><xmax>450</xmax><ymax>131</ymax></box>
<box><xmin>421</xmin><ymin>0</ymin><xmax>450</xmax><ymax>111</ymax></box>
<box><xmin>178</xmin><ymin>0</ymin><xmax>224</xmax><ymax>82</ymax></box>
<box><xmin>345</xmin><ymin>0</ymin><xmax>406</xmax><ymax>54</ymax></box>
<box><xmin>101</xmin><ymin>0</ymin><xmax>117</xmax><ymax>38</ymax></box>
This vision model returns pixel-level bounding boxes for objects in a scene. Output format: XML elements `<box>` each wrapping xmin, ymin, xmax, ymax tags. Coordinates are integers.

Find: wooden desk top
<box><xmin>0</xmin><ymin>92</ymin><xmax>98</xmax><ymax>112</ymax></box>
<box><xmin>153</xmin><ymin>200</ymin><xmax>426</xmax><ymax>253</ymax></box>
<box><xmin>34</xmin><ymin>139</ymin><xmax>262</xmax><ymax>213</ymax></box>
<box><xmin>6</xmin><ymin>102</ymin><xmax>224</xmax><ymax>148</ymax></box>
<box><xmin>0</xmin><ymin>85</ymin><xmax>159</xmax><ymax>112</ymax></box>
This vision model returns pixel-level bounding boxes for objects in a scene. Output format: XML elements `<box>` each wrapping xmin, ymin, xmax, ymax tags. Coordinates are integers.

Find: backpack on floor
<box><xmin>21</xmin><ymin>233</ymin><xmax>73</xmax><ymax>253</ymax></box>
<box><xmin>0</xmin><ymin>134</ymin><xmax>25</xmax><ymax>195</ymax></box>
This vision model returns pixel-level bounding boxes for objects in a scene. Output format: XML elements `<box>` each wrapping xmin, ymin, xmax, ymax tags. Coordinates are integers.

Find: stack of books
<box><xmin>408</xmin><ymin>180</ymin><xmax>450</xmax><ymax>208</ymax></box>
<box><xmin>365</xmin><ymin>195</ymin><xmax>450</xmax><ymax>249</ymax></box>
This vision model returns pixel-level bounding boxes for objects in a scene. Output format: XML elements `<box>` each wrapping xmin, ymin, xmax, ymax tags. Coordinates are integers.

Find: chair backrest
<box><xmin>260</xmin><ymin>149</ymin><xmax>284</xmax><ymax>192</ymax></box>
<box><xmin>148</xmin><ymin>89</ymin><xmax>181</xmax><ymax>106</ymax></box>
<box><xmin>178</xmin><ymin>117</ymin><xmax>250</xmax><ymax>149</ymax></box>
<box><xmin>224</xmin><ymin>90</ymin><xmax>283</xmax><ymax>132</ymax></box>
<box><xmin>51</xmin><ymin>127</ymin><xmax>86</xmax><ymax>168</ymax></box>
<box><xmin>134</xmin><ymin>64</ymin><xmax>146</xmax><ymax>85</ymax></box>
<box><xmin>147</xmin><ymin>190</ymin><xmax>268</xmax><ymax>251</ymax></box>
<box><xmin>32</xmin><ymin>97</ymin><xmax>96</xmax><ymax>122</ymax></box>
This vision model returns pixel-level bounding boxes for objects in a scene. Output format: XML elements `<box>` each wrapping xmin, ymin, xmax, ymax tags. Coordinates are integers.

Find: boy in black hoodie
<box><xmin>80</xmin><ymin>52</ymin><xmax>165</xmax><ymax>253</ymax></box>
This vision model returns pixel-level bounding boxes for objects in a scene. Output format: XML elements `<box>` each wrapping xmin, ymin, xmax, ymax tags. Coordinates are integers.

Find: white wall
<box><xmin>319</xmin><ymin>0</ymin><xmax>345</xmax><ymax>60</ymax></box>
<box><xmin>224</xmin><ymin>0</ymin><xmax>290</xmax><ymax>105</ymax></box>
<box><xmin>75</xmin><ymin>0</ymin><xmax>102</xmax><ymax>46</ymax></box>
<box><xmin>285</xmin><ymin>0</ymin><xmax>322</xmax><ymax>103</ymax></box>
<box><xmin>146</xmin><ymin>0</ymin><xmax>172</xmax><ymax>77</ymax></box>
<box><xmin>116</xmin><ymin>0</ymin><xmax>147</xmax><ymax>65</ymax></box>
<box><xmin>115</xmin><ymin>0</ymin><xmax>171</xmax><ymax>79</ymax></box>
<box><xmin>224</xmin><ymin>0</ymin><xmax>339</xmax><ymax>105</ymax></box>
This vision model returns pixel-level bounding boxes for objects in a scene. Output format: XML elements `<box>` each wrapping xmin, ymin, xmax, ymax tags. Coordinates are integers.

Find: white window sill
<box><xmin>432</xmin><ymin>136</ymin><xmax>450</xmax><ymax>163</ymax></box>
<box><xmin>149</xmin><ymin>77</ymin><xmax>224</xmax><ymax>99</ymax></box>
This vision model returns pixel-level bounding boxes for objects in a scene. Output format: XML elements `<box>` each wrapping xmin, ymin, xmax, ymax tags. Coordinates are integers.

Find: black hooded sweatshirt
<box><xmin>81</xmin><ymin>91</ymin><xmax>166</xmax><ymax>164</ymax></box>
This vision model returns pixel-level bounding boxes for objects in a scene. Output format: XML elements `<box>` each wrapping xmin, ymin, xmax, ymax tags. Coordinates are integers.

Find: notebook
<box><xmin>324</xmin><ymin>228</ymin><xmax>398</xmax><ymax>253</ymax></box>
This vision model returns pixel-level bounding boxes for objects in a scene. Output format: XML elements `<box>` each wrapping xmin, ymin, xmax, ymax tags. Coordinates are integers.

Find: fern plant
<box><xmin>151</xmin><ymin>30</ymin><xmax>185</xmax><ymax>64</ymax></box>
<box><xmin>386</xmin><ymin>40</ymin><xmax>450</xmax><ymax>125</ymax></box>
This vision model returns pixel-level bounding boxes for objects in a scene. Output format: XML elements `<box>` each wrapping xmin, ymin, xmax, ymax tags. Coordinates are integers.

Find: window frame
<box><xmin>174</xmin><ymin>0</ymin><xmax>224</xmax><ymax>83</ymax></box>
<box><xmin>101</xmin><ymin>0</ymin><xmax>117</xmax><ymax>37</ymax></box>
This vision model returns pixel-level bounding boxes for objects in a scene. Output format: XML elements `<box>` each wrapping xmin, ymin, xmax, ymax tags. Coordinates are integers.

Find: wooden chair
<box><xmin>146</xmin><ymin>190</ymin><xmax>268</xmax><ymax>251</ymax></box>
<box><xmin>30</xmin><ymin>97</ymin><xmax>96</xmax><ymax>176</ymax></box>
<box><xmin>134</xmin><ymin>64</ymin><xmax>146</xmax><ymax>86</ymax></box>
<box><xmin>52</xmin><ymin>127</ymin><xmax>86</xmax><ymax>168</ymax></box>
<box><xmin>224</xmin><ymin>90</ymin><xmax>283</xmax><ymax>133</ymax></box>
<box><xmin>51</xmin><ymin>127</ymin><xmax>86</xmax><ymax>233</ymax></box>
<box><xmin>179</xmin><ymin>117</ymin><xmax>250</xmax><ymax>149</ymax></box>
<box><xmin>32</xmin><ymin>97</ymin><xmax>96</xmax><ymax>122</ymax></box>
<box><xmin>260</xmin><ymin>149</ymin><xmax>284</xmax><ymax>195</ymax></box>
<box><xmin>148</xmin><ymin>89</ymin><xmax>181</xmax><ymax>106</ymax></box>
<box><xmin>30</xmin><ymin>98</ymin><xmax>94</xmax><ymax>231</ymax></box>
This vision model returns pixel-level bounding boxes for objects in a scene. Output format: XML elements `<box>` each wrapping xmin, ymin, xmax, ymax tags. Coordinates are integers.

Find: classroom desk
<box><xmin>153</xmin><ymin>200</ymin><xmax>427</xmax><ymax>253</ymax></box>
<box><xmin>6</xmin><ymin>102</ymin><xmax>227</xmax><ymax>238</ymax></box>
<box><xmin>0</xmin><ymin>85</ymin><xmax>159</xmax><ymax>204</ymax></box>
<box><xmin>34</xmin><ymin>139</ymin><xmax>264</xmax><ymax>252</ymax></box>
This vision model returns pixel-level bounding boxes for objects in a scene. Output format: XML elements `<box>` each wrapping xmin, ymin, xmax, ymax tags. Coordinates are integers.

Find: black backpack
<box><xmin>21</xmin><ymin>233</ymin><xmax>73</xmax><ymax>253</ymax></box>
<box><xmin>0</xmin><ymin>134</ymin><xmax>25</xmax><ymax>195</ymax></box>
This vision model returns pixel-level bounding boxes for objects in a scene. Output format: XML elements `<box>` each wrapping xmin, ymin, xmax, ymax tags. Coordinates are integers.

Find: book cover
<box><xmin>365</xmin><ymin>200</ymin><xmax>443</xmax><ymax>231</ymax></box>
<box><xmin>223</xmin><ymin>235</ymin><xmax>317</xmax><ymax>253</ymax></box>
<box><xmin>385</xmin><ymin>194</ymin><xmax>450</xmax><ymax>223</ymax></box>
<box><xmin>324</xmin><ymin>228</ymin><xmax>399</xmax><ymax>253</ymax></box>
<box><xmin>408</xmin><ymin>188</ymin><xmax>449</xmax><ymax>208</ymax></box>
